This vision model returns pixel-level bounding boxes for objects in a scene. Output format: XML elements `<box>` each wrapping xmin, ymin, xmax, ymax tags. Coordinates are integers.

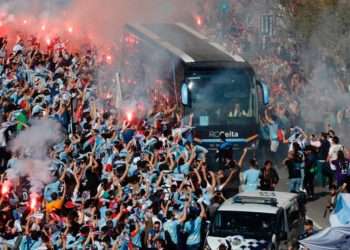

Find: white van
<box><xmin>204</xmin><ymin>191</ymin><xmax>305</xmax><ymax>250</ymax></box>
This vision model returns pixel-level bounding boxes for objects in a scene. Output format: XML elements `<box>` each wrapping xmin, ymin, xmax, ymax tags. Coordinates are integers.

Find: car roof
<box><xmin>218</xmin><ymin>191</ymin><xmax>298</xmax><ymax>214</ymax></box>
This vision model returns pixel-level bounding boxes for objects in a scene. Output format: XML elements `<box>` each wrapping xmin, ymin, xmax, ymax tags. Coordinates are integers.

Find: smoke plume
<box><xmin>6</xmin><ymin>119</ymin><xmax>63</xmax><ymax>193</ymax></box>
<box><xmin>0</xmin><ymin>0</ymin><xmax>197</xmax><ymax>48</ymax></box>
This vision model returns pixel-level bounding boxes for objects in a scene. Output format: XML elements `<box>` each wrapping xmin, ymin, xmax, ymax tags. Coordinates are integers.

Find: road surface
<box><xmin>276</xmin><ymin>164</ymin><xmax>330</xmax><ymax>229</ymax></box>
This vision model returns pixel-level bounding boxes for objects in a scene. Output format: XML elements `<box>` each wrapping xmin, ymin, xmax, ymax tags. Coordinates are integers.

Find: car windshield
<box><xmin>187</xmin><ymin>70</ymin><xmax>255</xmax><ymax>127</ymax></box>
<box><xmin>211</xmin><ymin>211</ymin><xmax>276</xmax><ymax>238</ymax></box>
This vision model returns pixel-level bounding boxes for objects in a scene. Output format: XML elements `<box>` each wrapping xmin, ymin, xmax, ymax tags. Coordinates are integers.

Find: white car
<box><xmin>204</xmin><ymin>191</ymin><xmax>305</xmax><ymax>250</ymax></box>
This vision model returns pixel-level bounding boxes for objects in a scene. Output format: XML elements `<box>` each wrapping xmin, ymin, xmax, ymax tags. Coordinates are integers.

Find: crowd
<box><xmin>0</xmin><ymin>33</ymin><xmax>224</xmax><ymax>250</ymax></box>
<box><xmin>0</xmin><ymin>3</ymin><xmax>349</xmax><ymax>250</ymax></box>
<box><xmin>199</xmin><ymin>0</ymin><xmax>350</xmax><ymax>192</ymax></box>
<box><xmin>200</xmin><ymin>0</ymin><xmax>350</xmax><ymax>137</ymax></box>
<box><xmin>0</xmin><ymin>34</ymin><xmax>269</xmax><ymax>250</ymax></box>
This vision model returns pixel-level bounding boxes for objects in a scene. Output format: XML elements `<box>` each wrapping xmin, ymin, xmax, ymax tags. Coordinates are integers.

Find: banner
<box><xmin>330</xmin><ymin>193</ymin><xmax>350</xmax><ymax>226</ymax></box>
<box><xmin>299</xmin><ymin>226</ymin><xmax>350</xmax><ymax>250</ymax></box>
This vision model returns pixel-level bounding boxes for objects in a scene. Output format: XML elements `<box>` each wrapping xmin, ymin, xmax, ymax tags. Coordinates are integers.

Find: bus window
<box><xmin>188</xmin><ymin>69</ymin><xmax>255</xmax><ymax>126</ymax></box>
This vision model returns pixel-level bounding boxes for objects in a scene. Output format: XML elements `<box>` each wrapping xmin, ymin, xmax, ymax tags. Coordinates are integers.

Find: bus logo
<box><xmin>209</xmin><ymin>131</ymin><xmax>239</xmax><ymax>138</ymax></box>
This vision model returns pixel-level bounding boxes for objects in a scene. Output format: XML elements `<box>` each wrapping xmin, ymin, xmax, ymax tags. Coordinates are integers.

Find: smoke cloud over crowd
<box><xmin>6</xmin><ymin>119</ymin><xmax>63</xmax><ymax>192</ymax></box>
<box><xmin>0</xmin><ymin>0</ymin><xmax>197</xmax><ymax>48</ymax></box>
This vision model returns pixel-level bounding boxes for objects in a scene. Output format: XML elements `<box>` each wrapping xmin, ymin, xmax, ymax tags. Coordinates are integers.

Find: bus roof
<box><xmin>125</xmin><ymin>23</ymin><xmax>250</xmax><ymax>67</ymax></box>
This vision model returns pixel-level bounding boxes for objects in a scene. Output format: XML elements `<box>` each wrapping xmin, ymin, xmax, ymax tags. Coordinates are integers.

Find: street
<box><xmin>276</xmin><ymin>164</ymin><xmax>330</xmax><ymax>229</ymax></box>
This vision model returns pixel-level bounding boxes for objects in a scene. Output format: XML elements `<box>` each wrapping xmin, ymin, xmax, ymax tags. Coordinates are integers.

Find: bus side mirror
<box><xmin>181</xmin><ymin>83</ymin><xmax>190</xmax><ymax>106</ymax></box>
<box><xmin>257</xmin><ymin>80</ymin><xmax>270</xmax><ymax>105</ymax></box>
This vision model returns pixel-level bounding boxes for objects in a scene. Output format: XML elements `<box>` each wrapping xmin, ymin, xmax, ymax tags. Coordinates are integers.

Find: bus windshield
<box><xmin>187</xmin><ymin>70</ymin><xmax>255</xmax><ymax>127</ymax></box>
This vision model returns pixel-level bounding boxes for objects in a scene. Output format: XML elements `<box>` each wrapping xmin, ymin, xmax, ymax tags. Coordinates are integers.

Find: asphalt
<box><xmin>275</xmin><ymin>164</ymin><xmax>330</xmax><ymax>229</ymax></box>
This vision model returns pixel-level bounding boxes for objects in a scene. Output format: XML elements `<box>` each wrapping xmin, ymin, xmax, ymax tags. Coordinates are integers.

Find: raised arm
<box><xmin>193</xmin><ymin>168</ymin><xmax>202</xmax><ymax>184</ymax></box>
<box><xmin>238</xmin><ymin>148</ymin><xmax>248</xmax><ymax>168</ymax></box>
<box><xmin>208</xmin><ymin>171</ymin><xmax>217</xmax><ymax>191</ymax></box>
<box><xmin>167</xmin><ymin>151</ymin><xmax>175</xmax><ymax>171</ymax></box>
<box><xmin>199</xmin><ymin>201</ymin><xmax>206</xmax><ymax>219</ymax></box>
<box><xmin>219</xmin><ymin>169</ymin><xmax>237</xmax><ymax>191</ymax></box>
<box><xmin>59</xmin><ymin>165</ymin><xmax>68</xmax><ymax>182</ymax></box>
<box><xmin>187</xmin><ymin>147</ymin><xmax>196</xmax><ymax>166</ymax></box>
<box><xmin>178</xmin><ymin>202</ymin><xmax>188</xmax><ymax>224</ymax></box>
<box><xmin>156</xmin><ymin>171</ymin><xmax>165</xmax><ymax>188</ymax></box>
<box><xmin>61</xmin><ymin>181</ymin><xmax>67</xmax><ymax>200</ymax></box>
<box><xmin>119</xmin><ymin>163</ymin><xmax>130</xmax><ymax>183</ymax></box>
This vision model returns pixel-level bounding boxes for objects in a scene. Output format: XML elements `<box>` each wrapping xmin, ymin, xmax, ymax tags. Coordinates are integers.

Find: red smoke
<box><xmin>0</xmin><ymin>0</ymin><xmax>198</xmax><ymax>53</ymax></box>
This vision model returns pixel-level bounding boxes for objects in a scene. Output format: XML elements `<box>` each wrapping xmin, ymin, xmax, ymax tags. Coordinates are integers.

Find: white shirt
<box><xmin>329</xmin><ymin>144</ymin><xmax>344</xmax><ymax>170</ymax></box>
<box><xmin>13</xmin><ymin>44</ymin><xmax>24</xmax><ymax>53</ymax></box>
<box><xmin>329</xmin><ymin>144</ymin><xmax>343</xmax><ymax>161</ymax></box>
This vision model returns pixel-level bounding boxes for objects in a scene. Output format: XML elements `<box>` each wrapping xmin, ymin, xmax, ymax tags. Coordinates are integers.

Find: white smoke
<box><xmin>6</xmin><ymin>119</ymin><xmax>63</xmax><ymax>193</ymax></box>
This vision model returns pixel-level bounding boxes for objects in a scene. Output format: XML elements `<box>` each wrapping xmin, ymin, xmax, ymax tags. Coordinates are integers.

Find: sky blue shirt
<box><xmin>163</xmin><ymin>219</ymin><xmax>179</xmax><ymax>244</ymax></box>
<box><xmin>44</xmin><ymin>180</ymin><xmax>61</xmax><ymax>202</ymax></box>
<box><xmin>19</xmin><ymin>236</ymin><xmax>43</xmax><ymax>250</ymax></box>
<box><xmin>184</xmin><ymin>217</ymin><xmax>202</xmax><ymax>245</ymax></box>
<box><xmin>268</xmin><ymin>122</ymin><xmax>279</xmax><ymax>141</ymax></box>
<box><xmin>131</xmin><ymin>225</ymin><xmax>144</xmax><ymax>248</ymax></box>
<box><xmin>243</xmin><ymin>168</ymin><xmax>260</xmax><ymax>192</ymax></box>
<box><xmin>174</xmin><ymin>163</ymin><xmax>190</xmax><ymax>175</ymax></box>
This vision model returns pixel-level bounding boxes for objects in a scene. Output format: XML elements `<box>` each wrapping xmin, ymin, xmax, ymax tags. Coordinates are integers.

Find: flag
<box><xmin>330</xmin><ymin>193</ymin><xmax>350</xmax><ymax>226</ymax></box>
<box><xmin>299</xmin><ymin>226</ymin><xmax>350</xmax><ymax>250</ymax></box>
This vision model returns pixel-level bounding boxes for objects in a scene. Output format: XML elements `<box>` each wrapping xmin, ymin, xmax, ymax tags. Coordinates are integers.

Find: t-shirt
<box><xmin>44</xmin><ymin>181</ymin><xmax>60</xmax><ymax>202</ymax></box>
<box><xmin>329</xmin><ymin>144</ymin><xmax>344</xmax><ymax>162</ymax></box>
<box><xmin>268</xmin><ymin>122</ymin><xmax>279</xmax><ymax>140</ymax></box>
<box><xmin>163</xmin><ymin>219</ymin><xmax>179</xmax><ymax>244</ymax></box>
<box><xmin>174</xmin><ymin>163</ymin><xmax>190</xmax><ymax>175</ymax></box>
<box><xmin>46</xmin><ymin>198</ymin><xmax>64</xmax><ymax>213</ymax></box>
<box><xmin>243</xmin><ymin>169</ymin><xmax>260</xmax><ymax>192</ymax></box>
<box><xmin>184</xmin><ymin>217</ymin><xmax>202</xmax><ymax>245</ymax></box>
<box><xmin>147</xmin><ymin>228</ymin><xmax>164</xmax><ymax>248</ymax></box>
<box><xmin>131</xmin><ymin>225</ymin><xmax>144</xmax><ymax>248</ymax></box>
<box><xmin>19</xmin><ymin>236</ymin><xmax>43</xmax><ymax>250</ymax></box>
<box><xmin>260</xmin><ymin>124</ymin><xmax>270</xmax><ymax>141</ymax></box>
